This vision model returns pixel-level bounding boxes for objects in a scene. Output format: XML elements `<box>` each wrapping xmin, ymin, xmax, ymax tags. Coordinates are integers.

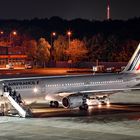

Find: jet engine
<box><xmin>62</xmin><ymin>95</ymin><xmax>84</xmax><ymax>108</ymax></box>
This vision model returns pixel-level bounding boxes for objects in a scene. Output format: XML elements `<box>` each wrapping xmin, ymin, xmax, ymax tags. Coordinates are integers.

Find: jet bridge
<box><xmin>1</xmin><ymin>85</ymin><xmax>32</xmax><ymax>118</ymax></box>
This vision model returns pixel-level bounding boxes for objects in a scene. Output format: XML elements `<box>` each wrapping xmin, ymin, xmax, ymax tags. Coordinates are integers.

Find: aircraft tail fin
<box><xmin>122</xmin><ymin>43</ymin><xmax>140</xmax><ymax>73</ymax></box>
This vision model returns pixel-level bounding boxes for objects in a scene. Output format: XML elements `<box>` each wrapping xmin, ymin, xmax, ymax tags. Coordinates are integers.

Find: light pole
<box><xmin>0</xmin><ymin>31</ymin><xmax>4</xmax><ymax>35</ymax></box>
<box><xmin>8</xmin><ymin>31</ymin><xmax>17</xmax><ymax>65</ymax></box>
<box><xmin>50</xmin><ymin>32</ymin><xmax>56</xmax><ymax>61</ymax></box>
<box><xmin>51</xmin><ymin>32</ymin><xmax>56</xmax><ymax>48</ymax></box>
<box><xmin>0</xmin><ymin>31</ymin><xmax>4</xmax><ymax>42</ymax></box>
<box><xmin>67</xmin><ymin>31</ymin><xmax>72</xmax><ymax>48</ymax></box>
<box><xmin>67</xmin><ymin>31</ymin><xmax>72</xmax><ymax>67</ymax></box>
<box><xmin>10</xmin><ymin>31</ymin><xmax>17</xmax><ymax>47</ymax></box>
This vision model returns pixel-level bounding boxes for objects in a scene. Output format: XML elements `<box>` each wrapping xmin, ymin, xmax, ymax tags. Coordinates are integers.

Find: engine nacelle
<box><xmin>62</xmin><ymin>95</ymin><xmax>84</xmax><ymax>108</ymax></box>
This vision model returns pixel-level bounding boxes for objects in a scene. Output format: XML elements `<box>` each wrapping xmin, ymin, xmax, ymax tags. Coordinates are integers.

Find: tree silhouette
<box><xmin>36</xmin><ymin>38</ymin><xmax>51</xmax><ymax>67</ymax></box>
<box><xmin>53</xmin><ymin>35</ymin><xmax>68</xmax><ymax>61</ymax></box>
<box><xmin>65</xmin><ymin>39</ymin><xmax>88</xmax><ymax>62</ymax></box>
<box><xmin>22</xmin><ymin>40</ymin><xmax>37</xmax><ymax>65</ymax></box>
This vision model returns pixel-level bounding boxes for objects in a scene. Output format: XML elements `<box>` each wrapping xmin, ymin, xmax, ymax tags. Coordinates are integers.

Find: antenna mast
<box><xmin>107</xmin><ymin>0</ymin><xmax>110</xmax><ymax>20</ymax></box>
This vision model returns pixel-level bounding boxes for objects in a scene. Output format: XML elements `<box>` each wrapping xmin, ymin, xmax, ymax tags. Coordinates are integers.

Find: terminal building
<box><xmin>0</xmin><ymin>46</ymin><xmax>27</xmax><ymax>67</ymax></box>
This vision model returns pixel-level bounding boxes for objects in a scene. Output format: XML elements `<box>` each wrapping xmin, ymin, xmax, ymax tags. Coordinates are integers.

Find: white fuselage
<box><xmin>0</xmin><ymin>72</ymin><xmax>140</xmax><ymax>104</ymax></box>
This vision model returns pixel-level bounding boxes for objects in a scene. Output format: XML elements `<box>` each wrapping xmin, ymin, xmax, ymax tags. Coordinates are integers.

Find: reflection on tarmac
<box><xmin>31</xmin><ymin>103</ymin><xmax>140</xmax><ymax>122</ymax></box>
<box><xmin>1</xmin><ymin>103</ymin><xmax>140</xmax><ymax>140</ymax></box>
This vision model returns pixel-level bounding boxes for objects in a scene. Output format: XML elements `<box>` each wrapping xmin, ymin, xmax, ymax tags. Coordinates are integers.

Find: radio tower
<box><xmin>107</xmin><ymin>0</ymin><xmax>110</xmax><ymax>20</ymax></box>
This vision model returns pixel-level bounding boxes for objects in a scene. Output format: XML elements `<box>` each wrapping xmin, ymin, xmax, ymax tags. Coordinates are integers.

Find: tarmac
<box><xmin>0</xmin><ymin>88</ymin><xmax>140</xmax><ymax>140</ymax></box>
<box><xmin>0</xmin><ymin>112</ymin><xmax>140</xmax><ymax>140</ymax></box>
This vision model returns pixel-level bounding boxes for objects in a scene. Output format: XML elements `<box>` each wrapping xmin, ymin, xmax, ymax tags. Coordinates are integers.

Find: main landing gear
<box><xmin>79</xmin><ymin>95</ymin><xmax>110</xmax><ymax>111</ymax></box>
<box><xmin>79</xmin><ymin>96</ymin><xmax>88</xmax><ymax>111</ymax></box>
<box><xmin>96</xmin><ymin>96</ymin><xmax>110</xmax><ymax>107</ymax></box>
<box><xmin>79</xmin><ymin>104</ymin><xmax>88</xmax><ymax>111</ymax></box>
<box><xmin>50</xmin><ymin>101</ymin><xmax>59</xmax><ymax>108</ymax></box>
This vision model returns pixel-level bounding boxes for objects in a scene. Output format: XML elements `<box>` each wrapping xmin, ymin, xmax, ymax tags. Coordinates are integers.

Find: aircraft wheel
<box><xmin>83</xmin><ymin>104</ymin><xmax>88</xmax><ymax>110</ymax></box>
<box><xmin>50</xmin><ymin>101</ymin><xmax>59</xmax><ymax>108</ymax></box>
<box><xmin>50</xmin><ymin>101</ymin><xmax>53</xmax><ymax>107</ymax></box>
<box><xmin>54</xmin><ymin>101</ymin><xmax>59</xmax><ymax>108</ymax></box>
<box><xmin>79</xmin><ymin>104</ymin><xmax>88</xmax><ymax>111</ymax></box>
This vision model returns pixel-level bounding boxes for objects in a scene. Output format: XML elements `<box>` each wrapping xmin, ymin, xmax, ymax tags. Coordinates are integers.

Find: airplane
<box><xmin>0</xmin><ymin>43</ymin><xmax>140</xmax><ymax>111</ymax></box>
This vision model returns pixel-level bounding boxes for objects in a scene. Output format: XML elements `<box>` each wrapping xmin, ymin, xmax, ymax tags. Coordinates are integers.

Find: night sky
<box><xmin>0</xmin><ymin>0</ymin><xmax>140</xmax><ymax>20</ymax></box>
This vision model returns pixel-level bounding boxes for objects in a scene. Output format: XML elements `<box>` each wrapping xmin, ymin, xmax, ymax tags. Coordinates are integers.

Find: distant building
<box><xmin>0</xmin><ymin>46</ymin><xmax>27</xmax><ymax>66</ymax></box>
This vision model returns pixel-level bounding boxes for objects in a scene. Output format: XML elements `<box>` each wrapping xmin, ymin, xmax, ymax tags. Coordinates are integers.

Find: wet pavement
<box><xmin>1</xmin><ymin>101</ymin><xmax>140</xmax><ymax>140</ymax></box>
<box><xmin>1</xmin><ymin>115</ymin><xmax>140</xmax><ymax>140</ymax></box>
